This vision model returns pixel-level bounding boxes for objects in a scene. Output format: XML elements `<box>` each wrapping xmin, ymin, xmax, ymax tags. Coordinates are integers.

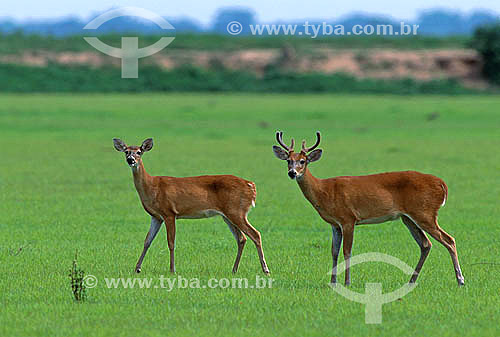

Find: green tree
<box><xmin>471</xmin><ymin>22</ymin><xmax>500</xmax><ymax>84</ymax></box>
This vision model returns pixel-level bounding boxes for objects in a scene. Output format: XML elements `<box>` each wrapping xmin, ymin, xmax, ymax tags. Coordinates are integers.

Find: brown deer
<box><xmin>113</xmin><ymin>138</ymin><xmax>269</xmax><ymax>275</ymax></box>
<box><xmin>272</xmin><ymin>131</ymin><xmax>464</xmax><ymax>286</ymax></box>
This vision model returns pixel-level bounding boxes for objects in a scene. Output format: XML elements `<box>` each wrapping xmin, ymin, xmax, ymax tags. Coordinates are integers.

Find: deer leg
<box><xmin>135</xmin><ymin>216</ymin><xmax>163</xmax><ymax>273</ymax></box>
<box><xmin>223</xmin><ymin>216</ymin><xmax>247</xmax><ymax>273</ymax></box>
<box><xmin>227</xmin><ymin>214</ymin><xmax>269</xmax><ymax>274</ymax></box>
<box><xmin>341</xmin><ymin>224</ymin><xmax>354</xmax><ymax>286</ymax></box>
<box><xmin>431</xmin><ymin>224</ymin><xmax>465</xmax><ymax>286</ymax></box>
<box><xmin>163</xmin><ymin>215</ymin><xmax>176</xmax><ymax>273</ymax></box>
<box><xmin>401</xmin><ymin>215</ymin><xmax>432</xmax><ymax>283</ymax></box>
<box><xmin>330</xmin><ymin>224</ymin><xmax>343</xmax><ymax>284</ymax></box>
<box><xmin>408</xmin><ymin>214</ymin><xmax>465</xmax><ymax>286</ymax></box>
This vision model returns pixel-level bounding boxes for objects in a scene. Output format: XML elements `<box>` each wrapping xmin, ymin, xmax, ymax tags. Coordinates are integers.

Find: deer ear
<box><xmin>141</xmin><ymin>138</ymin><xmax>154</xmax><ymax>152</ymax></box>
<box><xmin>273</xmin><ymin>146</ymin><xmax>289</xmax><ymax>160</ymax></box>
<box><xmin>113</xmin><ymin>138</ymin><xmax>127</xmax><ymax>152</ymax></box>
<box><xmin>307</xmin><ymin>149</ymin><xmax>322</xmax><ymax>163</ymax></box>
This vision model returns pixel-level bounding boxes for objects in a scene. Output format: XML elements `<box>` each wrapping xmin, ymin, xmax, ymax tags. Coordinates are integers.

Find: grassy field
<box><xmin>0</xmin><ymin>33</ymin><xmax>470</xmax><ymax>54</ymax></box>
<box><xmin>0</xmin><ymin>93</ymin><xmax>499</xmax><ymax>336</ymax></box>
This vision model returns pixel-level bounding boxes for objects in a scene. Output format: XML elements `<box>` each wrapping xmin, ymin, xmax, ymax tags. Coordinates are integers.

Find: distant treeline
<box><xmin>0</xmin><ymin>8</ymin><xmax>498</xmax><ymax>37</ymax></box>
<box><xmin>0</xmin><ymin>32</ymin><xmax>471</xmax><ymax>54</ymax></box>
<box><xmin>0</xmin><ymin>63</ymin><xmax>481</xmax><ymax>94</ymax></box>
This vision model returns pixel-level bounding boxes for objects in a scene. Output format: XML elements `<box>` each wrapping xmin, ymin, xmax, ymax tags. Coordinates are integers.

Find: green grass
<box><xmin>0</xmin><ymin>93</ymin><xmax>499</xmax><ymax>336</ymax></box>
<box><xmin>0</xmin><ymin>32</ymin><xmax>471</xmax><ymax>54</ymax></box>
<box><xmin>0</xmin><ymin>64</ymin><xmax>481</xmax><ymax>94</ymax></box>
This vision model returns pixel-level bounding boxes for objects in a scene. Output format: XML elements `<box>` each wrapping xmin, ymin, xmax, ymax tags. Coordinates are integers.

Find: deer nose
<box><xmin>127</xmin><ymin>157</ymin><xmax>135</xmax><ymax>165</ymax></box>
<box><xmin>288</xmin><ymin>170</ymin><xmax>297</xmax><ymax>179</ymax></box>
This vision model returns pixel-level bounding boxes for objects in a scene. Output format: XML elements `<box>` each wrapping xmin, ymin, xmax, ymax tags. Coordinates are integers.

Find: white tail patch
<box><xmin>247</xmin><ymin>182</ymin><xmax>256</xmax><ymax>207</ymax></box>
<box><xmin>440</xmin><ymin>183</ymin><xmax>447</xmax><ymax>207</ymax></box>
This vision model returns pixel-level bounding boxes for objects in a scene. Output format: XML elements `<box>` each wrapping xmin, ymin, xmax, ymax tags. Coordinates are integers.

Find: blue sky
<box><xmin>2</xmin><ymin>0</ymin><xmax>499</xmax><ymax>24</ymax></box>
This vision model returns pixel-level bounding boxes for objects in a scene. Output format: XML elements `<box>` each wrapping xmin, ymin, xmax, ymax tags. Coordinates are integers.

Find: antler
<box><xmin>276</xmin><ymin>131</ymin><xmax>295</xmax><ymax>152</ymax></box>
<box><xmin>301</xmin><ymin>131</ymin><xmax>321</xmax><ymax>153</ymax></box>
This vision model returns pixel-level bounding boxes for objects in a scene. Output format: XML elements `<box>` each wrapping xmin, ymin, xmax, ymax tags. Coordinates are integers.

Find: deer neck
<box><xmin>296</xmin><ymin>168</ymin><xmax>323</xmax><ymax>207</ymax></box>
<box><xmin>131</xmin><ymin>161</ymin><xmax>153</xmax><ymax>200</ymax></box>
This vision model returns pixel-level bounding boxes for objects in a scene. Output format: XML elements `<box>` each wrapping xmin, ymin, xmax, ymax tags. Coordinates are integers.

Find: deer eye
<box><xmin>125</xmin><ymin>151</ymin><xmax>130</xmax><ymax>155</ymax></box>
<box><xmin>300</xmin><ymin>159</ymin><xmax>305</xmax><ymax>165</ymax></box>
<box><xmin>136</xmin><ymin>151</ymin><xmax>142</xmax><ymax>156</ymax></box>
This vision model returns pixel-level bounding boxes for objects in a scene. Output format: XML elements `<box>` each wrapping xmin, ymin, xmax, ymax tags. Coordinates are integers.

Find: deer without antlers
<box><xmin>113</xmin><ymin>138</ymin><xmax>269</xmax><ymax>275</ymax></box>
<box><xmin>273</xmin><ymin>131</ymin><xmax>464</xmax><ymax>286</ymax></box>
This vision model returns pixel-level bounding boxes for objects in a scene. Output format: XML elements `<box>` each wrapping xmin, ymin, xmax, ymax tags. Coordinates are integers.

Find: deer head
<box><xmin>113</xmin><ymin>138</ymin><xmax>154</xmax><ymax>168</ymax></box>
<box><xmin>272</xmin><ymin>131</ymin><xmax>322</xmax><ymax>179</ymax></box>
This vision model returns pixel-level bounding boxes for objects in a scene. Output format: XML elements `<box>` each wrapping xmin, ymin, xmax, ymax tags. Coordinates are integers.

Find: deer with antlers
<box><xmin>273</xmin><ymin>131</ymin><xmax>464</xmax><ymax>286</ymax></box>
<box><xmin>113</xmin><ymin>138</ymin><xmax>269</xmax><ymax>275</ymax></box>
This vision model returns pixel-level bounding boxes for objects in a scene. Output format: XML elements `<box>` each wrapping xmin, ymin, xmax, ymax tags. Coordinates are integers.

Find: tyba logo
<box><xmin>84</xmin><ymin>7</ymin><xmax>175</xmax><ymax>78</ymax></box>
<box><xmin>329</xmin><ymin>252</ymin><xmax>418</xmax><ymax>324</ymax></box>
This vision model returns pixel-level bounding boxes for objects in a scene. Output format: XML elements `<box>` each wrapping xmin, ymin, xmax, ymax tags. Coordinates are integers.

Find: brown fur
<box><xmin>298</xmin><ymin>170</ymin><xmax>447</xmax><ymax>225</ymax></box>
<box><xmin>113</xmin><ymin>138</ymin><xmax>269</xmax><ymax>275</ymax></box>
<box><xmin>274</xmin><ymin>132</ymin><xmax>464</xmax><ymax>286</ymax></box>
<box><xmin>133</xmin><ymin>164</ymin><xmax>255</xmax><ymax>220</ymax></box>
